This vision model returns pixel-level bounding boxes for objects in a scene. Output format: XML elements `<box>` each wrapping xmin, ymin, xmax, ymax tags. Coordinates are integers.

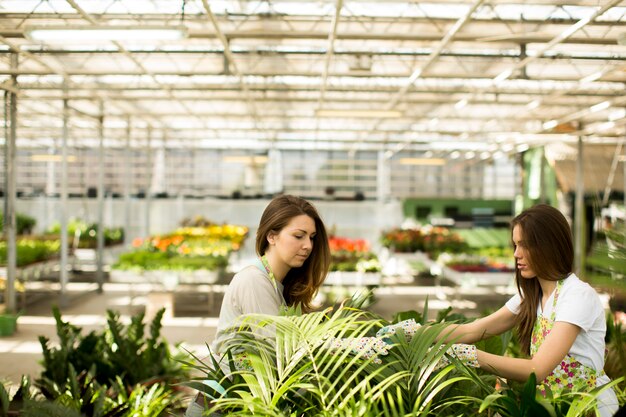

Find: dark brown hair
<box><xmin>511</xmin><ymin>204</ymin><xmax>574</xmax><ymax>355</ymax></box>
<box><xmin>256</xmin><ymin>195</ymin><xmax>331</xmax><ymax>312</ymax></box>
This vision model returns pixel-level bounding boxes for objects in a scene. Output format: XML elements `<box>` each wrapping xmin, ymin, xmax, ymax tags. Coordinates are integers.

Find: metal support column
<box><xmin>95</xmin><ymin>101</ymin><xmax>105</xmax><ymax>292</ymax></box>
<box><xmin>124</xmin><ymin>117</ymin><xmax>132</xmax><ymax>245</ymax></box>
<box><xmin>574</xmin><ymin>136</ymin><xmax>584</xmax><ymax>276</ymax></box>
<box><xmin>145</xmin><ymin>126</ymin><xmax>152</xmax><ymax>237</ymax></box>
<box><xmin>59</xmin><ymin>79</ymin><xmax>69</xmax><ymax>306</ymax></box>
<box><xmin>3</xmin><ymin>53</ymin><xmax>18</xmax><ymax>313</ymax></box>
<box><xmin>377</xmin><ymin>151</ymin><xmax>391</xmax><ymax>202</ymax></box>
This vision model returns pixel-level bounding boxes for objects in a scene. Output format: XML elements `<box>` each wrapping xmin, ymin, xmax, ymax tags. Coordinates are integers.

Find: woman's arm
<box><xmin>441</xmin><ymin>306</ymin><xmax>517</xmax><ymax>344</ymax></box>
<box><xmin>477</xmin><ymin>321</ymin><xmax>580</xmax><ymax>381</ymax></box>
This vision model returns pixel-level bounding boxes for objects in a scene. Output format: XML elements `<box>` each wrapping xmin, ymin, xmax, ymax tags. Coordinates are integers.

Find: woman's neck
<box><xmin>264</xmin><ymin>251</ymin><xmax>289</xmax><ymax>282</ymax></box>
<box><xmin>537</xmin><ymin>277</ymin><xmax>557</xmax><ymax>299</ymax></box>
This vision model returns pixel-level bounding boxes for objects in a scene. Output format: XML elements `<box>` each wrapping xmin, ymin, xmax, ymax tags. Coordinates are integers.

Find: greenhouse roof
<box><xmin>0</xmin><ymin>0</ymin><xmax>625</xmax><ymax>156</ymax></box>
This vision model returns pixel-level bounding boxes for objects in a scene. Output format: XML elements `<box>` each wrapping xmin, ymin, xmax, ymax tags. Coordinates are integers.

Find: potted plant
<box><xmin>0</xmin><ymin>277</ymin><xmax>24</xmax><ymax>337</ymax></box>
<box><xmin>0</xmin><ymin>311</ymin><xmax>18</xmax><ymax>337</ymax></box>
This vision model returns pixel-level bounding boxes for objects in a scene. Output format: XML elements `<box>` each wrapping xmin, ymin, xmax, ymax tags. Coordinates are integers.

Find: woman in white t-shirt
<box><xmin>449</xmin><ymin>204</ymin><xmax>618</xmax><ymax>415</ymax></box>
<box><xmin>380</xmin><ymin>204</ymin><xmax>618</xmax><ymax>416</ymax></box>
<box><xmin>185</xmin><ymin>194</ymin><xmax>331</xmax><ymax>417</ymax></box>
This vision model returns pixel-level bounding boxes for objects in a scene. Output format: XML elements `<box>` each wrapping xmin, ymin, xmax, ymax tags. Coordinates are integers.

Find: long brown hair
<box><xmin>512</xmin><ymin>204</ymin><xmax>574</xmax><ymax>355</ymax></box>
<box><xmin>256</xmin><ymin>195</ymin><xmax>331</xmax><ymax>312</ymax></box>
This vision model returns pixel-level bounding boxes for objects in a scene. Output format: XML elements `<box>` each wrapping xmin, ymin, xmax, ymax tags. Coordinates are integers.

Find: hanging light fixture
<box><xmin>25</xmin><ymin>25</ymin><xmax>187</xmax><ymax>42</ymax></box>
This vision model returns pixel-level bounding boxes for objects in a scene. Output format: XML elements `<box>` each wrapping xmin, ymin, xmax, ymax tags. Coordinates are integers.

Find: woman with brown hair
<box><xmin>379</xmin><ymin>204</ymin><xmax>618</xmax><ymax>416</ymax></box>
<box><xmin>211</xmin><ymin>194</ymin><xmax>332</xmax><ymax>355</ymax></box>
<box><xmin>185</xmin><ymin>194</ymin><xmax>332</xmax><ymax>417</ymax></box>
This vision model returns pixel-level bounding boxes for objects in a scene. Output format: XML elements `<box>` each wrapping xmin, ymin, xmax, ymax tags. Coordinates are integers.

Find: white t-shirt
<box><xmin>505</xmin><ymin>274</ymin><xmax>618</xmax><ymax>416</ymax></box>
<box><xmin>211</xmin><ymin>261</ymin><xmax>286</xmax><ymax>355</ymax></box>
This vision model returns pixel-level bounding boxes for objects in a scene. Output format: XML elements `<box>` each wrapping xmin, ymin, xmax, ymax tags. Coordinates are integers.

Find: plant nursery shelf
<box><xmin>324</xmin><ymin>271</ymin><xmax>382</xmax><ymax>287</ymax></box>
<box><xmin>109</xmin><ymin>269</ymin><xmax>223</xmax><ymax>288</ymax></box>
<box><xmin>441</xmin><ymin>265</ymin><xmax>514</xmax><ymax>288</ymax></box>
<box><xmin>0</xmin><ymin>257</ymin><xmax>70</xmax><ymax>282</ymax></box>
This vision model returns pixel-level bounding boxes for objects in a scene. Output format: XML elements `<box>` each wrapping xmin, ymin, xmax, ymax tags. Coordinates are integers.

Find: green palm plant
<box><xmin>184</xmin><ymin>307</ymin><xmax>478</xmax><ymax>416</ymax></box>
<box><xmin>183</xmin><ymin>301</ymin><xmax>624</xmax><ymax>416</ymax></box>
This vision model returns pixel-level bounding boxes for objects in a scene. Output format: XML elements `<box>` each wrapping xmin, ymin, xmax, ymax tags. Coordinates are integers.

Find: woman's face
<box><xmin>512</xmin><ymin>224</ymin><xmax>536</xmax><ymax>279</ymax></box>
<box><xmin>268</xmin><ymin>214</ymin><xmax>316</xmax><ymax>269</ymax></box>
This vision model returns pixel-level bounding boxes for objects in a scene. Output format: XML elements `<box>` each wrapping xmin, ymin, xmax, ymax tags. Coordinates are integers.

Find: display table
<box><xmin>109</xmin><ymin>269</ymin><xmax>222</xmax><ymax>286</ymax></box>
<box><xmin>0</xmin><ymin>257</ymin><xmax>68</xmax><ymax>282</ymax></box>
<box><xmin>324</xmin><ymin>271</ymin><xmax>382</xmax><ymax>287</ymax></box>
<box><xmin>388</xmin><ymin>251</ymin><xmax>514</xmax><ymax>289</ymax></box>
<box><xmin>109</xmin><ymin>269</ymin><xmax>228</xmax><ymax>317</ymax></box>
<box><xmin>442</xmin><ymin>266</ymin><xmax>514</xmax><ymax>288</ymax></box>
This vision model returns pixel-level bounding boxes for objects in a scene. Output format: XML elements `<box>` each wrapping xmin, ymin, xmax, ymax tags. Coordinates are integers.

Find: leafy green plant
<box><xmin>605</xmin><ymin>312</ymin><xmax>626</xmax><ymax>390</ymax></box>
<box><xmin>182</xmin><ymin>303</ymin><xmax>623</xmax><ymax>416</ymax></box>
<box><xmin>0</xmin><ymin>212</ymin><xmax>36</xmax><ymax>235</ymax></box>
<box><xmin>112</xmin><ymin>250</ymin><xmax>228</xmax><ymax>272</ymax></box>
<box><xmin>0</xmin><ymin>375</ymin><xmax>34</xmax><ymax>417</ymax></box>
<box><xmin>37</xmin><ymin>365</ymin><xmax>128</xmax><ymax>417</ymax></box>
<box><xmin>104</xmin><ymin>309</ymin><xmax>187</xmax><ymax>386</ymax></box>
<box><xmin>45</xmin><ymin>219</ymin><xmax>124</xmax><ymax>248</ymax></box>
<box><xmin>110</xmin><ymin>376</ymin><xmax>181</xmax><ymax>416</ymax></box>
<box><xmin>0</xmin><ymin>239</ymin><xmax>60</xmax><ymax>266</ymax></box>
<box><xmin>39</xmin><ymin>307</ymin><xmax>190</xmax><ymax>389</ymax></box>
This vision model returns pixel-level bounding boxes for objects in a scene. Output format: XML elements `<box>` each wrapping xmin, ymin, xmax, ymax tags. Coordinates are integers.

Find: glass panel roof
<box><xmin>0</xmin><ymin>0</ymin><xmax>623</xmax><ymax>156</ymax></box>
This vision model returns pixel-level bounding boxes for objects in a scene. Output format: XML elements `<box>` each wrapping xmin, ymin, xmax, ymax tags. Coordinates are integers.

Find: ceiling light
<box><xmin>454</xmin><ymin>99</ymin><xmax>468</xmax><ymax>109</ymax></box>
<box><xmin>580</xmin><ymin>71</ymin><xmax>604</xmax><ymax>84</ymax></box>
<box><xmin>450</xmin><ymin>151</ymin><xmax>461</xmax><ymax>159</ymax></box>
<box><xmin>542</xmin><ymin>120</ymin><xmax>558</xmax><ymax>130</ymax></box>
<box><xmin>596</xmin><ymin>121</ymin><xmax>615</xmax><ymax>131</ymax></box>
<box><xmin>493</xmin><ymin>69</ymin><xmax>513</xmax><ymax>83</ymax></box>
<box><xmin>609</xmin><ymin>108</ymin><xmax>626</xmax><ymax>121</ymax></box>
<box><xmin>589</xmin><ymin>101</ymin><xmax>611</xmax><ymax>113</ymax></box>
<box><xmin>222</xmin><ymin>155</ymin><xmax>268</xmax><ymax>164</ymax></box>
<box><xmin>316</xmin><ymin>109</ymin><xmax>403</xmax><ymax>118</ymax></box>
<box><xmin>399</xmin><ymin>158</ymin><xmax>446</xmax><ymax>166</ymax></box>
<box><xmin>526</xmin><ymin>100</ymin><xmax>541</xmax><ymax>109</ymax></box>
<box><xmin>31</xmin><ymin>154</ymin><xmax>77</xmax><ymax>162</ymax></box>
<box><xmin>25</xmin><ymin>26</ymin><xmax>187</xmax><ymax>42</ymax></box>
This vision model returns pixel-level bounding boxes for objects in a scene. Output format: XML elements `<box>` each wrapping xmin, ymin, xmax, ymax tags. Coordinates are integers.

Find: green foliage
<box><xmin>19</xmin><ymin>401</ymin><xmax>85</xmax><ymax>417</ymax></box>
<box><xmin>112</xmin><ymin>250</ymin><xmax>228</xmax><ymax>271</ymax></box>
<box><xmin>455</xmin><ymin>228</ymin><xmax>511</xmax><ymax>249</ymax></box>
<box><xmin>39</xmin><ymin>307</ymin><xmax>189</xmax><ymax>389</ymax></box>
<box><xmin>104</xmin><ymin>308</ymin><xmax>186</xmax><ymax>386</ymax></box>
<box><xmin>0</xmin><ymin>239</ymin><xmax>60</xmax><ymax>266</ymax></box>
<box><xmin>380</xmin><ymin>227</ymin><xmax>468</xmax><ymax>257</ymax></box>
<box><xmin>37</xmin><ymin>364</ymin><xmax>129</xmax><ymax>417</ymax></box>
<box><xmin>110</xmin><ymin>376</ymin><xmax>180</xmax><ymax>416</ymax></box>
<box><xmin>0</xmin><ymin>211</ymin><xmax>37</xmax><ymax>235</ymax></box>
<box><xmin>183</xmin><ymin>304</ymin><xmax>619</xmax><ymax>416</ymax></box>
<box><xmin>587</xmin><ymin>242</ymin><xmax>626</xmax><ymax>280</ymax></box>
<box><xmin>330</xmin><ymin>251</ymin><xmax>382</xmax><ymax>272</ymax></box>
<box><xmin>0</xmin><ymin>375</ymin><xmax>34</xmax><ymax>417</ymax></box>
<box><xmin>45</xmin><ymin>219</ymin><xmax>124</xmax><ymax>248</ymax></box>
<box><xmin>5</xmin><ymin>367</ymin><xmax>179</xmax><ymax>417</ymax></box>
<box><xmin>605</xmin><ymin>313</ymin><xmax>626</xmax><ymax>389</ymax></box>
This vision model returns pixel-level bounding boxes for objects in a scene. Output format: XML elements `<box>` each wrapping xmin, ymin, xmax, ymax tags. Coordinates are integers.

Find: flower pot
<box><xmin>0</xmin><ymin>314</ymin><xmax>18</xmax><ymax>337</ymax></box>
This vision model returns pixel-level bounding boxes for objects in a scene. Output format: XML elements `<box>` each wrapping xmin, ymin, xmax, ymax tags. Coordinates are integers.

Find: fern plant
<box><xmin>39</xmin><ymin>306</ymin><xmax>189</xmax><ymax>388</ymax></box>
<box><xmin>183</xmin><ymin>302</ymin><xmax>621</xmax><ymax>416</ymax></box>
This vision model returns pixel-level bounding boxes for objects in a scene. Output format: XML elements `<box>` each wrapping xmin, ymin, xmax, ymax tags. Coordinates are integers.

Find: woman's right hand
<box><xmin>376</xmin><ymin>319</ymin><xmax>421</xmax><ymax>342</ymax></box>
